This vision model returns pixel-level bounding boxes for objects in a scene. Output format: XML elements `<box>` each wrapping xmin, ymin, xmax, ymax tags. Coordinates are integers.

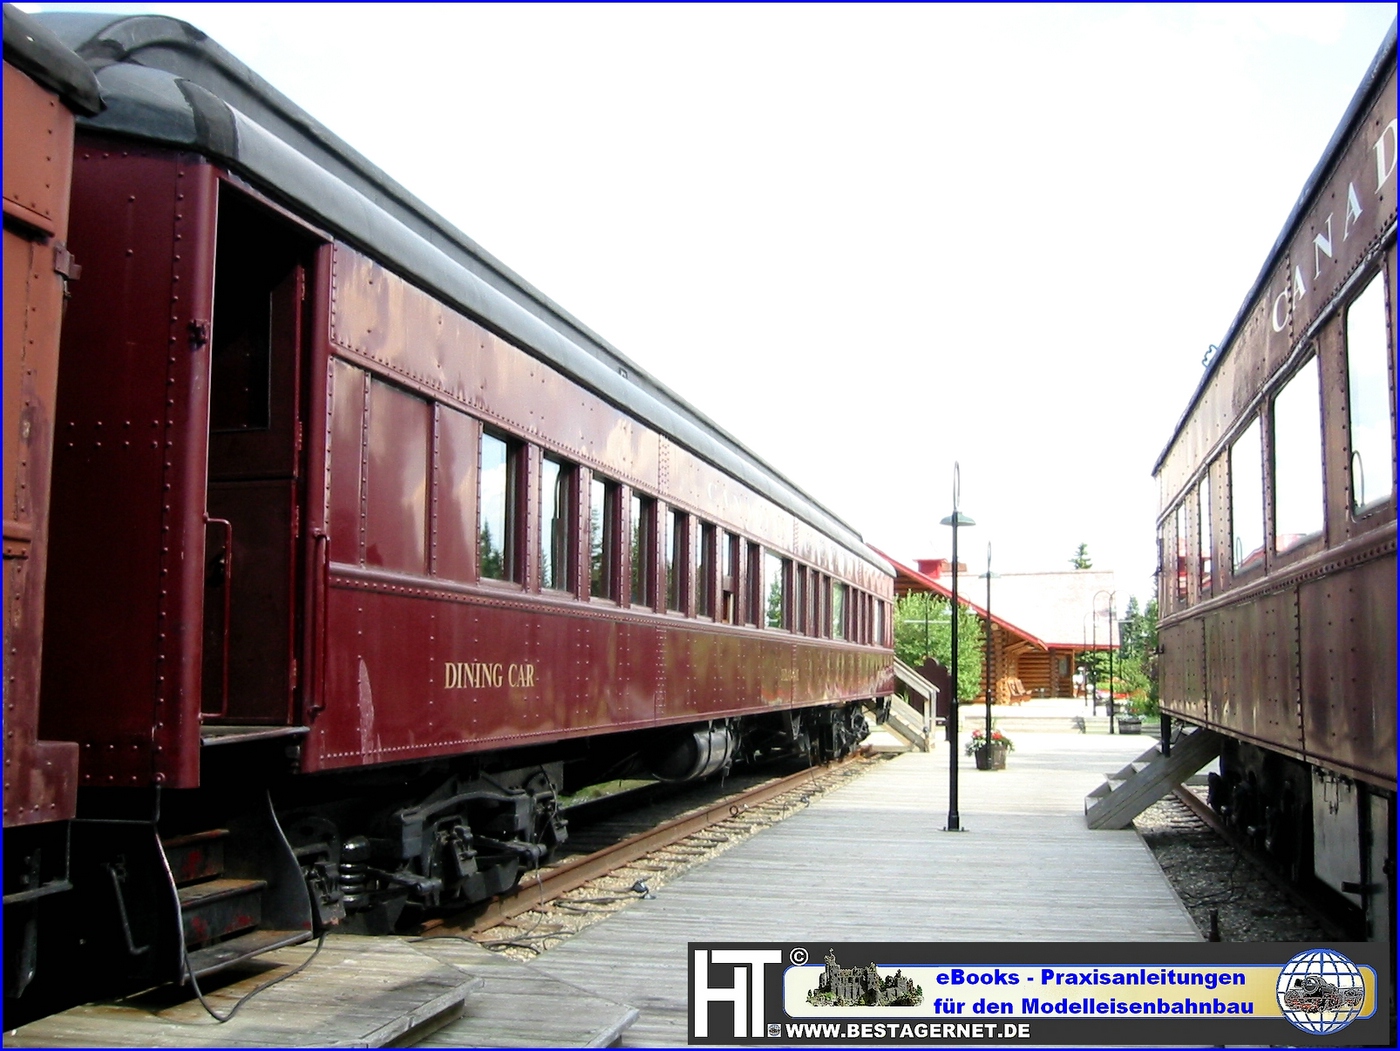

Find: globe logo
<box><xmin>1275</xmin><ymin>948</ymin><xmax>1366</xmax><ymax>1035</ymax></box>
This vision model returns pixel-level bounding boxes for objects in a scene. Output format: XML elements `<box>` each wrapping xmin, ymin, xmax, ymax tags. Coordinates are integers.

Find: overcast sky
<box><xmin>28</xmin><ymin>2</ymin><xmax>1398</xmax><ymax>603</ymax></box>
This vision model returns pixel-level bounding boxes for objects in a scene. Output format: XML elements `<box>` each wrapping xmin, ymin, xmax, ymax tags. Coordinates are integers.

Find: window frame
<box><xmin>478</xmin><ymin>428</ymin><xmax>522</xmax><ymax>584</ymax></box>
<box><xmin>665</xmin><ymin>507</ymin><xmax>687</xmax><ymax>613</ymax></box>
<box><xmin>539</xmin><ymin>453</ymin><xmax>575</xmax><ymax>593</ymax></box>
<box><xmin>1269</xmin><ymin>352</ymin><xmax>1326</xmax><ymax>560</ymax></box>
<box><xmin>1343</xmin><ymin>270</ymin><xmax>1395</xmax><ymax>519</ymax></box>
<box><xmin>1228</xmin><ymin>415</ymin><xmax>1266</xmax><ymax>580</ymax></box>
<box><xmin>630</xmin><ymin>493</ymin><xmax>655</xmax><ymax>609</ymax></box>
<box><xmin>589</xmin><ymin>473</ymin><xmax>620</xmax><ymax>602</ymax></box>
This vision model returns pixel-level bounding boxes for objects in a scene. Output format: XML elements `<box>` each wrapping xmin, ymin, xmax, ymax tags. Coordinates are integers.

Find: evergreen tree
<box><xmin>1070</xmin><ymin>543</ymin><xmax>1093</xmax><ymax>569</ymax></box>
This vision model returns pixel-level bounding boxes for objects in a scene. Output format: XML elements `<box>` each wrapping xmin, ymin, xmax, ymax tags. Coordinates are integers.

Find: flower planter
<box><xmin>974</xmin><ymin>742</ymin><xmax>1008</xmax><ymax>770</ymax></box>
<box><xmin>1117</xmin><ymin>715</ymin><xmax>1143</xmax><ymax>735</ymax></box>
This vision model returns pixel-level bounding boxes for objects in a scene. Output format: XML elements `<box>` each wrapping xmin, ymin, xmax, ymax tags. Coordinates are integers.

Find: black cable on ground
<box><xmin>186</xmin><ymin>932</ymin><xmax>327</xmax><ymax>1024</ymax></box>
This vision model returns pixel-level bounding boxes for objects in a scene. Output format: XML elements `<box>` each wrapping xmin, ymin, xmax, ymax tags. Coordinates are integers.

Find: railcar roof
<box><xmin>1153</xmin><ymin>18</ymin><xmax>1397</xmax><ymax>476</ymax></box>
<box><xmin>35</xmin><ymin>10</ymin><xmax>891</xmax><ymax>576</ymax></box>
<box><xmin>3</xmin><ymin>4</ymin><xmax>103</xmax><ymax>115</ymax></box>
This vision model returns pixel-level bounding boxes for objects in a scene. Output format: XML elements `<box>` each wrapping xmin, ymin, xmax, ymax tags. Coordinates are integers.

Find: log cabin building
<box><xmin>883</xmin><ymin>554</ymin><xmax>1118</xmax><ymax>703</ymax></box>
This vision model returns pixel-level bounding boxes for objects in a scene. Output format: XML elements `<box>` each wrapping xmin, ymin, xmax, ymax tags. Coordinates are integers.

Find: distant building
<box><xmin>807</xmin><ymin>950</ymin><xmax>921</xmax><ymax>1007</ymax></box>
<box><xmin>881</xmin><ymin>552</ymin><xmax>1118</xmax><ymax>701</ymax></box>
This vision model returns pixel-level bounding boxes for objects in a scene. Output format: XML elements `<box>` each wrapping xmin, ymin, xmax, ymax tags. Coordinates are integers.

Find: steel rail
<box><xmin>1170</xmin><ymin>785</ymin><xmax>1350</xmax><ymax>940</ymax></box>
<box><xmin>424</xmin><ymin>751</ymin><xmax>874</xmax><ymax>938</ymax></box>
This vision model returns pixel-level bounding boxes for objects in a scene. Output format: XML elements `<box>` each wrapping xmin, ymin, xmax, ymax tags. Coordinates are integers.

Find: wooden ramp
<box><xmin>520</xmin><ymin>735</ymin><xmax>1202</xmax><ymax>1047</ymax></box>
<box><xmin>411</xmin><ymin>937</ymin><xmax>638</xmax><ymax>1047</ymax></box>
<box><xmin>3</xmin><ymin>936</ymin><xmax>476</xmax><ymax>1048</ymax></box>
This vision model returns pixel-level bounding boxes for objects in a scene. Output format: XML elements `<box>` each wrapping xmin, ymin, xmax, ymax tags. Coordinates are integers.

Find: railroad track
<box><xmin>1134</xmin><ymin>788</ymin><xmax>1346</xmax><ymax>943</ymax></box>
<box><xmin>420</xmin><ymin>750</ymin><xmax>885</xmax><ymax>948</ymax></box>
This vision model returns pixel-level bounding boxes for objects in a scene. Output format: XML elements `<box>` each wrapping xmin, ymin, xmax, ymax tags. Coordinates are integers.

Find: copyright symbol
<box><xmin>789</xmin><ymin>947</ymin><xmax>808</xmax><ymax>965</ymax></box>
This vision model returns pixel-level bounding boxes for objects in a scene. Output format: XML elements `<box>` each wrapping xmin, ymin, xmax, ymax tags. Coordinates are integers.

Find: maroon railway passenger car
<box><xmin>2</xmin><ymin>5</ymin><xmax>102</xmax><ymax>1001</ymax></box>
<box><xmin>10</xmin><ymin>11</ymin><xmax>895</xmax><ymax>1007</ymax></box>
<box><xmin>1154</xmin><ymin>22</ymin><xmax>1396</xmax><ymax>940</ymax></box>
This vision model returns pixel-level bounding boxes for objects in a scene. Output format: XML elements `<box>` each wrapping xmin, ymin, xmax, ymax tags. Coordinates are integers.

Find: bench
<box><xmin>1005</xmin><ymin>678</ymin><xmax>1032</xmax><ymax>704</ymax></box>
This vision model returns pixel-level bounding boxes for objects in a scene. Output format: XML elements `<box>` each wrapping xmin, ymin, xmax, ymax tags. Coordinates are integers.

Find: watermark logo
<box><xmin>692</xmin><ymin>948</ymin><xmax>783</xmax><ymax>1038</ymax></box>
<box><xmin>1276</xmin><ymin>948</ymin><xmax>1366</xmax><ymax>1035</ymax></box>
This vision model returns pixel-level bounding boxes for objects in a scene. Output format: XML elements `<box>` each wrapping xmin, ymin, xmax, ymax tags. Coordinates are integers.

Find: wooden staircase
<box><xmin>161</xmin><ymin>797</ymin><xmax>313</xmax><ymax>982</ymax></box>
<box><xmin>886</xmin><ymin>660</ymin><xmax>937</xmax><ymax>751</ymax></box>
<box><xmin>1083</xmin><ymin>726</ymin><xmax>1223</xmax><ymax>830</ymax></box>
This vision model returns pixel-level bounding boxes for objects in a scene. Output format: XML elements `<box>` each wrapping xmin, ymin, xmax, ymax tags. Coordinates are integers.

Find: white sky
<box><xmin>28</xmin><ymin>2</ymin><xmax>1398</xmax><ymax>604</ymax></box>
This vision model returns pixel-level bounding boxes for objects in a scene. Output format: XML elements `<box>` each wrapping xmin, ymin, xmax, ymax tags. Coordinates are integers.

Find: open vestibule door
<box><xmin>201</xmin><ymin>187</ymin><xmax>321</xmax><ymax>729</ymax></box>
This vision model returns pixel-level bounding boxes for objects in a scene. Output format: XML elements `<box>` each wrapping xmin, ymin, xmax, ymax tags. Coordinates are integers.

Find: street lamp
<box><xmin>1094</xmin><ymin>589</ymin><xmax>1117</xmax><ymax>734</ymax></box>
<box><xmin>939</xmin><ymin>462</ymin><xmax>975</xmax><ymax>831</ymax></box>
<box><xmin>1089</xmin><ymin>604</ymin><xmax>1099</xmax><ymax>716</ymax></box>
<box><xmin>1080</xmin><ymin>611</ymin><xmax>1094</xmax><ymax>708</ymax></box>
<box><xmin>981</xmin><ymin>543</ymin><xmax>997</xmax><ymax>756</ymax></box>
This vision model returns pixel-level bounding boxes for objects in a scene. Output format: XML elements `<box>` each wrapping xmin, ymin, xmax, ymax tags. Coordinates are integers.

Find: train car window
<box><xmin>794</xmin><ymin>566</ymin><xmax>807</xmax><ymax>634</ymax></box>
<box><xmin>590</xmin><ymin>476</ymin><xmax>619</xmax><ymax>600</ymax></box>
<box><xmin>666</xmin><ymin>509</ymin><xmax>684</xmax><ymax>611</ymax></box>
<box><xmin>763</xmin><ymin>551</ymin><xmax>786</xmax><ymax>629</ymax></box>
<box><xmin>721</xmin><ymin>531</ymin><xmax>739</xmax><ymax>623</ymax></box>
<box><xmin>696</xmin><ymin>522</ymin><xmax>716</xmax><ymax>617</ymax></box>
<box><xmin>631</xmin><ymin>494</ymin><xmax>653</xmax><ymax>607</ymax></box>
<box><xmin>480</xmin><ymin>430</ymin><xmax>517</xmax><ymax>581</ymax></box>
<box><xmin>875</xmin><ymin>599</ymin><xmax>886</xmax><ymax>648</ymax></box>
<box><xmin>436</xmin><ymin>406</ymin><xmax>478</xmax><ymax>582</ymax></box>
<box><xmin>328</xmin><ymin>361</ymin><xmax>367</xmax><ymax>564</ymax></box>
<box><xmin>1272</xmin><ymin>355</ymin><xmax>1324</xmax><ymax>552</ymax></box>
<box><xmin>1230</xmin><ymin>417</ymin><xmax>1264</xmax><ymax>573</ymax></box>
<box><xmin>832</xmin><ymin>581</ymin><xmax>846</xmax><ymax>639</ymax></box>
<box><xmin>1197</xmin><ymin>474</ymin><xmax>1212</xmax><ymax>596</ymax></box>
<box><xmin>366</xmin><ymin>379</ymin><xmax>429</xmax><ymax>574</ymax></box>
<box><xmin>745</xmin><ymin>542</ymin><xmax>761</xmax><ymax>625</ymax></box>
<box><xmin>540</xmin><ymin>455</ymin><xmax>572</xmax><ymax>591</ymax></box>
<box><xmin>1345</xmin><ymin>274</ymin><xmax>1394</xmax><ymax>514</ymax></box>
<box><xmin>1174</xmin><ymin>503</ymin><xmax>1189</xmax><ymax>606</ymax></box>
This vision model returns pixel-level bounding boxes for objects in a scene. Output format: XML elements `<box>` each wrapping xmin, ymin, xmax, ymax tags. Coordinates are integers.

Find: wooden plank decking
<box><xmin>6</xmin><ymin>731</ymin><xmax>1202</xmax><ymax>1048</ymax></box>
<box><xmin>522</xmin><ymin>733</ymin><xmax>1202</xmax><ymax>1047</ymax></box>
<box><xmin>410</xmin><ymin>937</ymin><xmax>638</xmax><ymax>1047</ymax></box>
<box><xmin>3</xmin><ymin>936</ymin><xmax>477</xmax><ymax>1048</ymax></box>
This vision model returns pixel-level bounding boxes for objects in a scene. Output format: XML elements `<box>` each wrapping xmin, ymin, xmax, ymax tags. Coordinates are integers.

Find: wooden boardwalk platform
<box><xmin>6</xmin><ymin>730</ymin><xmax>1201</xmax><ymax>1048</ymax></box>
<box><xmin>3</xmin><ymin>933</ymin><xmax>641</xmax><ymax>1048</ymax></box>
<box><xmin>410</xmin><ymin>937</ymin><xmax>638</xmax><ymax>1047</ymax></box>
<box><xmin>3</xmin><ymin>936</ymin><xmax>477</xmax><ymax>1048</ymax></box>
<box><xmin>520</xmin><ymin>733</ymin><xmax>1202</xmax><ymax>1047</ymax></box>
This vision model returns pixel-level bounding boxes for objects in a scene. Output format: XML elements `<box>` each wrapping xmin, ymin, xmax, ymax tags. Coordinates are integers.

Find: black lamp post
<box><xmin>1080</xmin><ymin>611</ymin><xmax>1093</xmax><ymax>708</ymax></box>
<box><xmin>1094</xmin><ymin>589</ymin><xmax>1117</xmax><ymax>733</ymax></box>
<box><xmin>1090</xmin><ymin>604</ymin><xmax>1099</xmax><ymax>717</ymax></box>
<box><xmin>982</xmin><ymin>543</ymin><xmax>995</xmax><ymax>753</ymax></box>
<box><xmin>939</xmin><ymin>462</ymin><xmax>975</xmax><ymax>831</ymax></box>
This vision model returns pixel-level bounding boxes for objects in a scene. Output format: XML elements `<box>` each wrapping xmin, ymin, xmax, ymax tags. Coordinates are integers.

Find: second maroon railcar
<box><xmin>2</xmin><ymin>5</ymin><xmax>102</xmax><ymax>1003</ymax></box>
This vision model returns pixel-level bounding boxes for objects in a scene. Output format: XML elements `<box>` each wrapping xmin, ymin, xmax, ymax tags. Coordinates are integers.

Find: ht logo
<box><xmin>692</xmin><ymin>948</ymin><xmax>783</xmax><ymax>1038</ymax></box>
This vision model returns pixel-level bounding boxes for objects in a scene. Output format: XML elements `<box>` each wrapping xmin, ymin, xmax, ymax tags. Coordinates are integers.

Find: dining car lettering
<box><xmin>443</xmin><ymin>661</ymin><xmax>537</xmax><ymax>689</ymax></box>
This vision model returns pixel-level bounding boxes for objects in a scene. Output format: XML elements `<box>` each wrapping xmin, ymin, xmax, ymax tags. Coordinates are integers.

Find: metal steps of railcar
<box><xmin>160</xmin><ymin>820</ymin><xmax>314</xmax><ymax>984</ymax></box>
<box><xmin>183</xmin><ymin>927</ymin><xmax>315</xmax><ymax>981</ymax></box>
<box><xmin>177</xmin><ymin>876</ymin><xmax>268</xmax><ymax>942</ymax></box>
<box><xmin>161</xmin><ymin>828</ymin><xmax>228</xmax><ymax>883</ymax></box>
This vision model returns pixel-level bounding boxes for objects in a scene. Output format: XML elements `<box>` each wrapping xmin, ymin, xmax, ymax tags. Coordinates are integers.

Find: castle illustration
<box><xmin>806</xmin><ymin>949</ymin><xmax>922</xmax><ymax>1007</ymax></box>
